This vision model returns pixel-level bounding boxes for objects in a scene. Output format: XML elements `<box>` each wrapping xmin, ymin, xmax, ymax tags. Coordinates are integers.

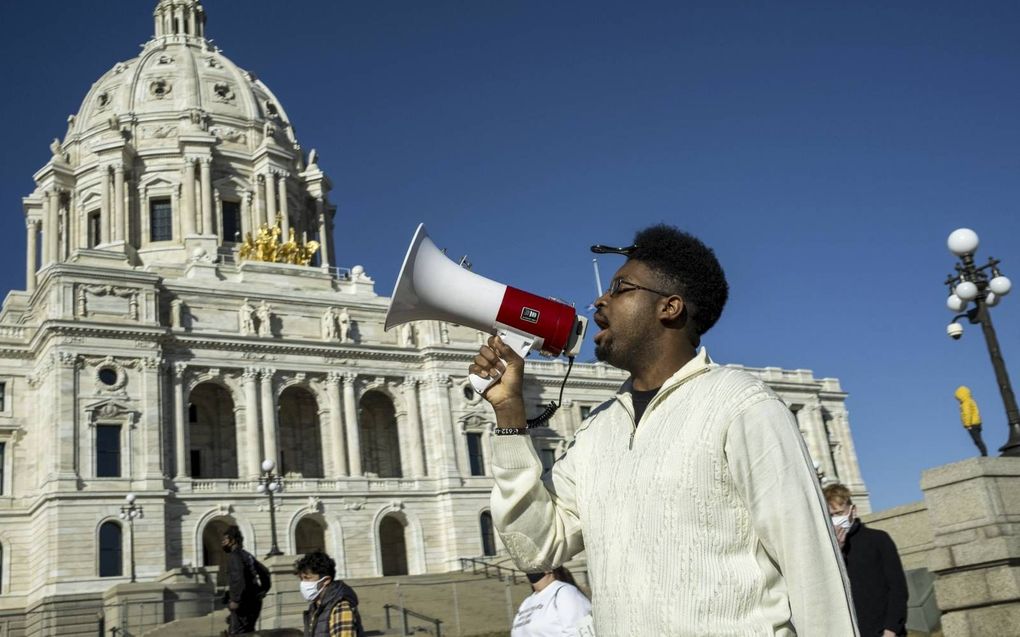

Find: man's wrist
<box><xmin>493</xmin><ymin>426</ymin><xmax>528</xmax><ymax>436</ymax></box>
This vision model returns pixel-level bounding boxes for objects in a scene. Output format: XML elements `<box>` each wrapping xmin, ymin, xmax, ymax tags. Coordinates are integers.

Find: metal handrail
<box><xmin>458</xmin><ymin>557</ymin><xmax>523</xmax><ymax>585</ymax></box>
<box><xmin>383</xmin><ymin>603</ymin><xmax>443</xmax><ymax>636</ymax></box>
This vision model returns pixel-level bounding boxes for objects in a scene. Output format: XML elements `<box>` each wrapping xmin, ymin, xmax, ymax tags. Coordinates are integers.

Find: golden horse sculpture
<box><xmin>238</xmin><ymin>218</ymin><xmax>320</xmax><ymax>266</ymax></box>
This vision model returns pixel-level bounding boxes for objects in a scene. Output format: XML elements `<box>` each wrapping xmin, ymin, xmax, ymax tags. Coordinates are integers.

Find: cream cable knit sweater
<box><xmin>490</xmin><ymin>350</ymin><xmax>859</xmax><ymax>636</ymax></box>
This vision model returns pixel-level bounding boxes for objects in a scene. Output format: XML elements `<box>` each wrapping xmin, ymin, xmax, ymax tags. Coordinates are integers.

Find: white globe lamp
<box><xmin>990</xmin><ymin>276</ymin><xmax>1012</xmax><ymax>296</ymax></box>
<box><xmin>947</xmin><ymin>228</ymin><xmax>979</xmax><ymax>256</ymax></box>
<box><xmin>955</xmin><ymin>281</ymin><xmax>979</xmax><ymax>302</ymax></box>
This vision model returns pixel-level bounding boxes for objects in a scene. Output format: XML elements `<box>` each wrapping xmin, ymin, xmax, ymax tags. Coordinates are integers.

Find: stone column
<box><xmin>342</xmin><ymin>373</ymin><xmax>362</xmax><ymax>476</ymax></box>
<box><xmin>114</xmin><ymin>162</ymin><xmax>126</xmax><ymax>242</ymax></box>
<box><xmin>101</xmin><ymin>166</ymin><xmax>111</xmax><ymax>243</ymax></box>
<box><xmin>403</xmin><ymin>377</ymin><xmax>426</xmax><ymax>478</ymax></box>
<box><xmin>243</xmin><ymin>368</ymin><xmax>262</xmax><ymax>478</ymax></box>
<box><xmin>200</xmin><ymin>157</ymin><xmax>214</xmax><ymax>236</ymax></box>
<box><xmin>832</xmin><ymin>408</ymin><xmax>864</xmax><ymax>488</ymax></box>
<box><xmin>260</xmin><ymin>368</ymin><xmax>279</xmax><ymax>469</ymax></box>
<box><xmin>240</xmin><ymin>191</ymin><xmax>252</xmax><ymax>241</ymax></box>
<box><xmin>182</xmin><ymin>157</ymin><xmax>197</xmax><ymax>236</ymax></box>
<box><xmin>173</xmin><ymin>363</ymin><xmax>188</xmax><ymax>478</ymax></box>
<box><xmin>808</xmin><ymin>403</ymin><xmax>837</xmax><ymax>481</ymax></box>
<box><xmin>316</xmin><ymin>197</ymin><xmax>330</xmax><ymax>268</ymax></box>
<box><xmin>46</xmin><ymin>189</ymin><xmax>60</xmax><ymax>265</ymax></box>
<box><xmin>26</xmin><ymin>219</ymin><xmax>38</xmax><ymax>293</ymax></box>
<box><xmin>327</xmin><ymin>372</ymin><xmax>349</xmax><ymax>477</ymax></box>
<box><xmin>427</xmin><ymin>374</ymin><xmax>460</xmax><ymax>476</ymax></box>
<box><xmin>922</xmin><ymin>457</ymin><xmax>1020</xmax><ymax>636</ymax></box>
<box><xmin>277</xmin><ymin>172</ymin><xmax>290</xmax><ymax>238</ymax></box>
<box><xmin>255</xmin><ymin>175</ymin><xmax>266</xmax><ymax>227</ymax></box>
<box><xmin>55</xmin><ymin>352</ymin><xmax>80</xmax><ymax>479</ymax></box>
<box><xmin>264</xmin><ymin>171</ymin><xmax>277</xmax><ymax>226</ymax></box>
<box><xmin>142</xmin><ymin>358</ymin><xmax>164</xmax><ymax>478</ymax></box>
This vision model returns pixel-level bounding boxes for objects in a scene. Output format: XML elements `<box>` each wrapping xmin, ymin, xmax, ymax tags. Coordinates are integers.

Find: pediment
<box><xmin>84</xmin><ymin>399</ymin><xmax>139</xmax><ymax>423</ymax></box>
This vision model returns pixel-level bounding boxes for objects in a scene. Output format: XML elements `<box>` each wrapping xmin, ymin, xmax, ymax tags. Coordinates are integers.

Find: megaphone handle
<box><xmin>469</xmin><ymin>329</ymin><xmax>535</xmax><ymax>395</ymax></box>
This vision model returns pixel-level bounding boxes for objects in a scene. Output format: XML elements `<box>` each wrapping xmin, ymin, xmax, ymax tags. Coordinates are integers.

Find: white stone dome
<box><xmin>68</xmin><ymin>0</ymin><xmax>298</xmax><ymax>154</ymax></box>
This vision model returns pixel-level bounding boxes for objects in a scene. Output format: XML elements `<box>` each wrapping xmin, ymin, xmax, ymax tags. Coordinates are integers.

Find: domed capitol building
<box><xmin>0</xmin><ymin>1</ymin><xmax>868</xmax><ymax>634</ymax></box>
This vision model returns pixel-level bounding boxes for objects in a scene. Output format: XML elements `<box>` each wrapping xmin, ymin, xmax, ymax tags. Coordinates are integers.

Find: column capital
<box><xmin>173</xmin><ymin>362</ymin><xmax>188</xmax><ymax>379</ymax></box>
<box><xmin>183</xmin><ymin>156</ymin><xmax>198</xmax><ymax>166</ymax></box>
<box><xmin>26</xmin><ymin>218</ymin><xmax>40</xmax><ymax>229</ymax></box>
<box><xmin>426</xmin><ymin>372</ymin><xmax>451</xmax><ymax>387</ymax></box>
<box><xmin>242</xmin><ymin>367</ymin><xmax>260</xmax><ymax>381</ymax></box>
<box><xmin>260</xmin><ymin>367</ymin><xmax>276</xmax><ymax>379</ymax></box>
<box><xmin>200</xmin><ymin>156</ymin><xmax>213</xmax><ymax>165</ymax></box>
<box><xmin>112</xmin><ymin>161</ymin><xmax>126</xmax><ymax>173</ymax></box>
<box><xmin>402</xmin><ymin>375</ymin><xmax>423</xmax><ymax>389</ymax></box>
<box><xmin>327</xmin><ymin>370</ymin><xmax>344</xmax><ymax>386</ymax></box>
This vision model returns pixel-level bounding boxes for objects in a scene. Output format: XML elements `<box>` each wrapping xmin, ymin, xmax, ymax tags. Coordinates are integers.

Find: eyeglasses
<box><xmin>607</xmin><ymin>277</ymin><xmax>674</xmax><ymax>298</ymax></box>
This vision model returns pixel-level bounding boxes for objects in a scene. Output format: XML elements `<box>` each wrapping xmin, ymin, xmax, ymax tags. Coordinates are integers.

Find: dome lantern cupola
<box><xmin>153</xmin><ymin>0</ymin><xmax>206</xmax><ymax>40</ymax></box>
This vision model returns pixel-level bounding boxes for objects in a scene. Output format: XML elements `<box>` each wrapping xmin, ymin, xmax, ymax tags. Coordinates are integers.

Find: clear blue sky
<box><xmin>2</xmin><ymin>1</ymin><xmax>1018</xmax><ymax>511</ymax></box>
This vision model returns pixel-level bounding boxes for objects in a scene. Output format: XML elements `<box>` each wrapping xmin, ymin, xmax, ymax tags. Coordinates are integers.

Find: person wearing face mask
<box><xmin>221</xmin><ymin>526</ymin><xmax>267</xmax><ymax>635</ymax></box>
<box><xmin>824</xmin><ymin>484</ymin><xmax>908</xmax><ymax>637</ymax></box>
<box><xmin>294</xmin><ymin>551</ymin><xmax>364</xmax><ymax>637</ymax></box>
<box><xmin>512</xmin><ymin>566</ymin><xmax>592</xmax><ymax>637</ymax></box>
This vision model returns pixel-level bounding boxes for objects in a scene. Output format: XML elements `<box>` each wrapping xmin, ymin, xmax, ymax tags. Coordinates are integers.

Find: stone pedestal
<box><xmin>921</xmin><ymin>457</ymin><xmax>1020</xmax><ymax>636</ymax></box>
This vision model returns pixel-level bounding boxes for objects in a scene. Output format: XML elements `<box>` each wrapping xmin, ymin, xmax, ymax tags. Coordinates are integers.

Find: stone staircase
<box><xmin>142</xmin><ymin>570</ymin><xmax>533</xmax><ymax>637</ymax></box>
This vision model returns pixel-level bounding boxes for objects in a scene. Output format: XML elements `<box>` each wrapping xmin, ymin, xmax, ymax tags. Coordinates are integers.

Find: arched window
<box><xmin>379</xmin><ymin>515</ymin><xmax>409</xmax><ymax>576</ymax></box>
<box><xmin>295</xmin><ymin>517</ymin><xmax>327</xmax><ymax>555</ymax></box>
<box><xmin>480</xmin><ymin>512</ymin><xmax>496</xmax><ymax>557</ymax></box>
<box><xmin>98</xmin><ymin>521</ymin><xmax>123</xmax><ymax>577</ymax></box>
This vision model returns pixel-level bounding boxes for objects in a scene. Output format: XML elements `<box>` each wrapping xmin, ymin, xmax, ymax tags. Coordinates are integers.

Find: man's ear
<box><xmin>660</xmin><ymin>295</ymin><xmax>685</xmax><ymax>323</ymax></box>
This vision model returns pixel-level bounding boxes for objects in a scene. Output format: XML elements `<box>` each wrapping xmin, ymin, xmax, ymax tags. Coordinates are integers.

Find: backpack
<box><xmin>242</xmin><ymin>550</ymin><xmax>272</xmax><ymax>598</ymax></box>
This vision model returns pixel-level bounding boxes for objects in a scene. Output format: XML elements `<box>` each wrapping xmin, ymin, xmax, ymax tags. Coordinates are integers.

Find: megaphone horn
<box><xmin>385</xmin><ymin>224</ymin><xmax>588</xmax><ymax>394</ymax></box>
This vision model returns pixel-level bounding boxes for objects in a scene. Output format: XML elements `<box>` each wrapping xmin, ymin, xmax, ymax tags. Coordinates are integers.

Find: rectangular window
<box><xmin>0</xmin><ymin>382</ymin><xmax>6</xmax><ymax>412</ymax></box>
<box><xmin>540</xmin><ymin>449</ymin><xmax>556</xmax><ymax>473</ymax></box>
<box><xmin>149</xmin><ymin>198</ymin><xmax>173</xmax><ymax>242</ymax></box>
<box><xmin>0</xmin><ymin>441</ymin><xmax>5</xmax><ymax>495</ymax></box>
<box><xmin>96</xmin><ymin>425</ymin><xmax>122</xmax><ymax>478</ymax></box>
<box><xmin>466</xmin><ymin>433</ymin><xmax>485</xmax><ymax>476</ymax></box>
<box><xmin>579</xmin><ymin>406</ymin><xmax>591</xmax><ymax>421</ymax></box>
<box><xmin>190</xmin><ymin>449</ymin><xmax>202</xmax><ymax>478</ymax></box>
<box><xmin>87</xmin><ymin>211</ymin><xmax>101</xmax><ymax>248</ymax></box>
<box><xmin>222</xmin><ymin>200</ymin><xmax>241</xmax><ymax>242</ymax></box>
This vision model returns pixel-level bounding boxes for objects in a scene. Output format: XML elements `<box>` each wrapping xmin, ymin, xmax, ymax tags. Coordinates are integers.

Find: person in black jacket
<box><xmin>221</xmin><ymin>525</ymin><xmax>263</xmax><ymax>635</ymax></box>
<box><xmin>824</xmin><ymin>484</ymin><xmax>909</xmax><ymax>637</ymax></box>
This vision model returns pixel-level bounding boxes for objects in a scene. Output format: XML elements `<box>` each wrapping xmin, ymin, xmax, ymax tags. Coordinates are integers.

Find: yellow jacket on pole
<box><xmin>955</xmin><ymin>386</ymin><xmax>982</xmax><ymax>428</ymax></box>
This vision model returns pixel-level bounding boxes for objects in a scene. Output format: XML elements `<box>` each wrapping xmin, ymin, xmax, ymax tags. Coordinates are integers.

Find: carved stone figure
<box><xmin>338</xmin><ymin>307</ymin><xmax>351</xmax><ymax>343</ymax></box>
<box><xmin>401</xmin><ymin>322</ymin><xmax>416</xmax><ymax>348</ymax></box>
<box><xmin>239</xmin><ymin>298</ymin><xmax>255</xmax><ymax>335</ymax></box>
<box><xmin>256</xmin><ymin>300</ymin><xmax>272</xmax><ymax>337</ymax></box>
<box><xmin>171</xmin><ymin>299</ymin><xmax>183</xmax><ymax>328</ymax></box>
<box><xmin>321</xmin><ymin>307</ymin><xmax>338</xmax><ymax>341</ymax></box>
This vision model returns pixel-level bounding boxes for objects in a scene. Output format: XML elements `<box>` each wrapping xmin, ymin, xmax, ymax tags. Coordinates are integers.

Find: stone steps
<box><xmin>142</xmin><ymin>571</ymin><xmax>531</xmax><ymax>637</ymax></box>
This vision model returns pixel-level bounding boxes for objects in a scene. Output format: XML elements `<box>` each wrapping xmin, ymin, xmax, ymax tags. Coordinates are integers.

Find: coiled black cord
<box><xmin>526</xmin><ymin>356</ymin><xmax>575</xmax><ymax>428</ymax></box>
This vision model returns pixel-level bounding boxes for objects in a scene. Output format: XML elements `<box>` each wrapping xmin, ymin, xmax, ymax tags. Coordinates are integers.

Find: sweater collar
<box><xmin>614</xmin><ymin>348</ymin><xmax>714</xmax><ymax>421</ymax></box>
<box><xmin>617</xmin><ymin>347</ymin><xmax>714</xmax><ymax>397</ymax></box>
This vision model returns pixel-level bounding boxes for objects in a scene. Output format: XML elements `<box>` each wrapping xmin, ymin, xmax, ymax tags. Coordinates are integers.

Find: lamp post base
<box><xmin>1000</xmin><ymin>423</ymin><xmax>1020</xmax><ymax>457</ymax></box>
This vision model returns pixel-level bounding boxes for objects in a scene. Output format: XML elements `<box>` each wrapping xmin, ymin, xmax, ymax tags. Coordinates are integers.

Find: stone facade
<box><xmin>0</xmin><ymin>1</ymin><xmax>868</xmax><ymax>634</ymax></box>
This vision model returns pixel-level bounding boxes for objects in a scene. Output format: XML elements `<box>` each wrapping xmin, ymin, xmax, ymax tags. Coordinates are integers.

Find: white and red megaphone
<box><xmin>385</xmin><ymin>224</ymin><xmax>588</xmax><ymax>394</ymax></box>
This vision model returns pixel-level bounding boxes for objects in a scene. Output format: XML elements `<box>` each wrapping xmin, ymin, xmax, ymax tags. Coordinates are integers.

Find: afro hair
<box><xmin>629</xmin><ymin>224</ymin><xmax>728</xmax><ymax>337</ymax></box>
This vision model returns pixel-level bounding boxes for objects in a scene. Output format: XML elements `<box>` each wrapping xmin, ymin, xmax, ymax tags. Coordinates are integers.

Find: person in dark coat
<box><xmin>221</xmin><ymin>525</ymin><xmax>263</xmax><ymax>635</ymax></box>
<box><xmin>295</xmin><ymin>550</ymin><xmax>365</xmax><ymax>637</ymax></box>
<box><xmin>824</xmin><ymin>483</ymin><xmax>909</xmax><ymax>636</ymax></box>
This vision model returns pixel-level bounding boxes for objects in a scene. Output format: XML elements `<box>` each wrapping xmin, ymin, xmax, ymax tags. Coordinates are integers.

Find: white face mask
<box><xmin>299</xmin><ymin>576</ymin><xmax>328</xmax><ymax>601</ymax></box>
<box><xmin>831</xmin><ymin>514</ymin><xmax>852</xmax><ymax>531</ymax></box>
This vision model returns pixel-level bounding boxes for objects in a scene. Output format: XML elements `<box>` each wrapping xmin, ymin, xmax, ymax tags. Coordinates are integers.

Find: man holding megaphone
<box><xmin>471</xmin><ymin>225</ymin><xmax>858</xmax><ymax>636</ymax></box>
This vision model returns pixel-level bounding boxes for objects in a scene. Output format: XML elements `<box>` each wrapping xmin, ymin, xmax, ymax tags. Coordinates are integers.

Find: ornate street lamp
<box><xmin>943</xmin><ymin>228</ymin><xmax>1019</xmax><ymax>456</ymax></box>
<box><xmin>119</xmin><ymin>493</ymin><xmax>143</xmax><ymax>583</ymax></box>
<box><xmin>256</xmin><ymin>459</ymin><xmax>284</xmax><ymax>557</ymax></box>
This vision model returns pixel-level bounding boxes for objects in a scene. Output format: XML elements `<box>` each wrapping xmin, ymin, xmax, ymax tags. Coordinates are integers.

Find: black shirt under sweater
<box><xmin>631</xmin><ymin>387</ymin><xmax>659</xmax><ymax>425</ymax></box>
<box><xmin>842</xmin><ymin>521</ymin><xmax>909</xmax><ymax>636</ymax></box>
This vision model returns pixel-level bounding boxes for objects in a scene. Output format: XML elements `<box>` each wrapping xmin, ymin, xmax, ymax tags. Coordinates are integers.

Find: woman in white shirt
<box><xmin>512</xmin><ymin>566</ymin><xmax>593</xmax><ymax>637</ymax></box>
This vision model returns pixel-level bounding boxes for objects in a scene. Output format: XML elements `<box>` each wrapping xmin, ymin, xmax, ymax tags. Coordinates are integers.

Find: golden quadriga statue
<box><xmin>238</xmin><ymin>218</ymin><xmax>320</xmax><ymax>266</ymax></box>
